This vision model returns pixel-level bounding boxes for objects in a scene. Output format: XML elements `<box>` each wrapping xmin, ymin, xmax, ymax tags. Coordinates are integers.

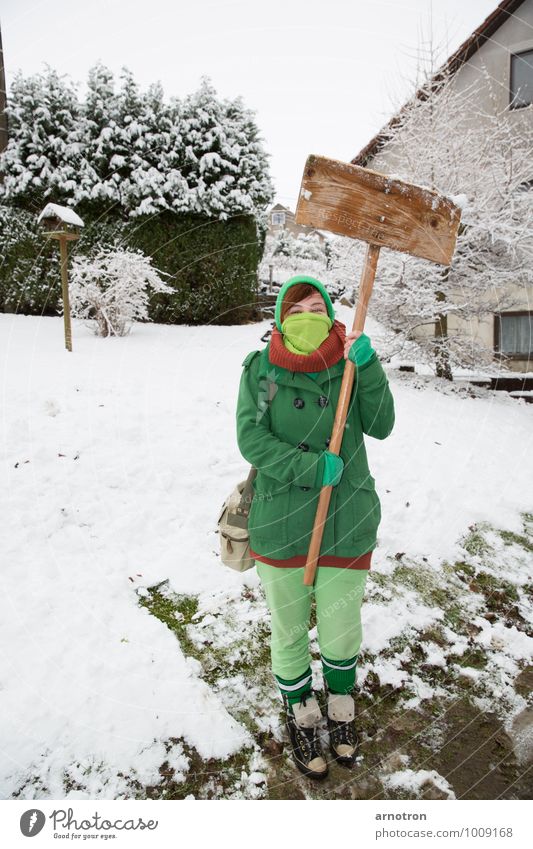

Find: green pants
<box><xmin>256</xmin><ymin>562</ymin><xmax>368</xmax><ymax>700</ymax></box>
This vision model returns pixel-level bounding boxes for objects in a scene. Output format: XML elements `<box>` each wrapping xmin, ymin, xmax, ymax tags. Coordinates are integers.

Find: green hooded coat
<box><xmin>235</xmin><ymin>280</ymin><xmax>395</xmax><ymax>560</ymax></box>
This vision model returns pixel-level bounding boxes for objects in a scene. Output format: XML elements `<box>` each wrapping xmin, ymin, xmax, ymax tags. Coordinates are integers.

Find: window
<box><xmin>271</xmin><ymin>212</ymin><xmax>285</xmax><ymax>226</ymax></box>
<box><xmin>496</xmin><ymin>312</ymin><xmax>533</xmax><ymax>357</ymax></box>
<box><xmin>510</xmin><ymin>49</ymin><xmax>533</xmax><ymax>108</ymax></box>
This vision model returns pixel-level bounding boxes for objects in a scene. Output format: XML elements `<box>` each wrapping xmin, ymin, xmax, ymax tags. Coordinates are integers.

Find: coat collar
<box><xmin>260</xmin><ymin>346</ymin><xmax>347</xmax><ymax>395</ymax></box>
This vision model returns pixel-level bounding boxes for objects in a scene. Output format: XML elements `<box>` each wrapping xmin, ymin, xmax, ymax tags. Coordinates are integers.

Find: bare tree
<box><xmin>345</xmin><ymin>24</ymin><xmax>533</xmax><ymax>378</ymax></box>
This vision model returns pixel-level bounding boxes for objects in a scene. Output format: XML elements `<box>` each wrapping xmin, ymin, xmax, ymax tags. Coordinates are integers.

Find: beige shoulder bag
<box><xmin>217</xmin><ymin>465</ymin><xmax>257</xmax><ymax>572</ymax></box>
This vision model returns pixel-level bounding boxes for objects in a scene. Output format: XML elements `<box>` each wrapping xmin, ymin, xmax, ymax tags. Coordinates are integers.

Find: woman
<box><xmin>236</xmin><ymin>274</ymin><xmax>395</xmax><ymax>780</ymax></box>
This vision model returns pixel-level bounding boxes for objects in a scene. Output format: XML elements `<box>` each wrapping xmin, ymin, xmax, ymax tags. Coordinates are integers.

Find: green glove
<box><xmin>348</xmin><ymin>332</ymin><xmax>375</xmax><ymax>367</ymax></box>
<box><xmin>314</xmin><ymin>449</ymin><xmax>344</xmax><ymax>487</ymax></box>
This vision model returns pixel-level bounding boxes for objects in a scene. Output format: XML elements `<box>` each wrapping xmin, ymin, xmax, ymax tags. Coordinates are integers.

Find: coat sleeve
<box><xmin>354</xmin><ymin>351</ymin><xmax>395</xmax><ymax>440</ymax></box>
<box><xmin>236</xmin><ymin>352</ymin><xmax>326</xmax><ymax>488</ymax></box>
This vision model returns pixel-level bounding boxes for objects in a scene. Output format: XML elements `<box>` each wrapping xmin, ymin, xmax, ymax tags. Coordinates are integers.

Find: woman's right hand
<box><xmin>321</xmin><ymin>450</ymin><xmax>344</xmax><ymax>487</ymax></box>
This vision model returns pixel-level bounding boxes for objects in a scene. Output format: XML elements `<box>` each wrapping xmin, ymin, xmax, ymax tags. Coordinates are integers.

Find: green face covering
<box><xmin>281</xmin><ymin>311</ymin><xmax>333</xmax><ymax>354</ymax></box>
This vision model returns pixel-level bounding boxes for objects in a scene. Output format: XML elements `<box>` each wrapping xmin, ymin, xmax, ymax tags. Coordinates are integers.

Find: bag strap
<box><xmin>227</xmin><ymin>347</ymin><xmax>273</xmax><ymax>529</ymax></box>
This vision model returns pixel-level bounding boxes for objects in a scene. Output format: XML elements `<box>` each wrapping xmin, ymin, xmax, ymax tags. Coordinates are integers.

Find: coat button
<box><xmin>297</xmin><ymin>442</ymin><xmax>309</xmax><ymax>451</ymax></box>
<box><xmin>300</xmin><ymin>486</ymin><xmax>310</xmax><ymax>491</ymax></box>
<box><xmin>293</xmin><ymin>397</ymin><xmax>305</xmax><ymax>409</ymax></box>
<box><xmin>318</xmin><ymin>395</ymin><xmax>329</xmax><ymax>407</ymax></box>
<box><xmin>324</xmin><ymin>437</ymin><xmax>330</xmax><ymax>447</ymax></box>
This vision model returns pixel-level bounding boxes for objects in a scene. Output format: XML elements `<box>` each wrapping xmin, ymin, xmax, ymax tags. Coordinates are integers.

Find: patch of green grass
<box><xmin>139</xmin><ymin>583</ymin><xmax>201</xmax><ymax>663</ymax></box>
<box><xmin>392</xmin><ymin>561</ymin><xmax>469</xmax><ymax>631</ymax></box>
<box><xmin>115</xmin><ymin>739</ymin><xmax>263</xmax><ymax>800</ymax></box>
<box><xmin>521</xmin><ymin>511</ymin><xmax>533</xmax><ymax>535</ymax></box>
<box><xmin>448</xmin><ymin>648</ymin><xmax>488</xmax><ymax>670</ymax></box>
<box><xmin>382</xmin><ymin>632</ymin><xmax>412</xmax><ymax>657</ymax></box>
<box><xmin>419</xmin><ymin>625</ymin><xmax>449</xmax><ymax>647</ymax></box>
<box><xmin>461</xmin><ymin>524</ymin><xmax>494</xmax><ymax>558</ymax></box>
<box><xmin>139</xmin><ymin>581</ymin><xmax>274</xmax><ymax>737</ymax></box>
<box><xmin>465</xmin><ymin>571</ymin><xmax>527</xmax><ymax>629</ymax></box>
<box><xmin>369</xmin><ymin>570</ymin><xmax>389</xmax><ymax>587</ymax></box>
<box><xmin>499</xmin><ymin>529</ymin><xmax>533</xmax><ymax>553</ymax></box>
<box><xmin>451</xmin><ymin>560</ymin><xmax>476</xmax><ymax>580</ymax></box>
<box><xmin>522</xmin><ymin>583</ymin><xmax>533</xmax><ymax>601</ymax></box>
<box><xmin>204</xmin><ymin>623</ymin><xmax>272</xmax><ymax>688</ymax></box>
<box><xmin>392</xmin><ymin>562</ymin><xmax>435</xmax><ymax>596</ymax></box>
<box><xmin>473</xmin><ymin>571</ymin><xmax>519</xmax><ymax>601</ymax></box>
<box><xmin>11</xmin><ymin>775</ymin><xmax>50</xmax><ymax>798</ymax></box>
<box><xmin>139</xmin><ymin>582</ymin><xmax>272</xmax><ymax>685</ymax></box>
<box><xmin>136</xmin><ymin>584</ymin><xmax>271</xmax><ymax>798</ymax></box>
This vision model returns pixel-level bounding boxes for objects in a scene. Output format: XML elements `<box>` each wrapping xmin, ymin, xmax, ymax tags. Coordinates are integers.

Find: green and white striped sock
<box><xmin>274</xmin><ymin>667</ymin><xmax>313</xmax><ymax>706</ymax></box>
<box><xmin>321</xmin><ymin>653</ymin><xmax>358</xmax><ymax>694</ymax></box>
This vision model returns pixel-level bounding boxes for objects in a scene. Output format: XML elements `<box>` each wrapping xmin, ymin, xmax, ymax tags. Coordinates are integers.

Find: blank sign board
<box><xmin>295</xmin><ymin>154</ymin><xmax>462</xmax><ymax>266</ymax></box>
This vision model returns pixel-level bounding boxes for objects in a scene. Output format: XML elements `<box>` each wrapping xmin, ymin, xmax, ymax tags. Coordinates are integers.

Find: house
<box><xmin>352</xmin><ymin>0</ymin><xmax>533</xmax><ymax>373</ymax></box>
<box><xmin>268</xmin><ymin>203</ymin><xmax>326</xmax><ymax>243</ymax></box>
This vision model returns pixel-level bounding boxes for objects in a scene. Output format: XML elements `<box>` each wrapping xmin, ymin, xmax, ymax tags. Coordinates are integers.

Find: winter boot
<box><xmin>282</xmin><ymin>691</ymin><xmax>329</xmax><ymax>779</ymax></box>
<box><xmin>326</xmin><ymin>689</ymin><xmax>359</xmax><ymax>767</ymax></box>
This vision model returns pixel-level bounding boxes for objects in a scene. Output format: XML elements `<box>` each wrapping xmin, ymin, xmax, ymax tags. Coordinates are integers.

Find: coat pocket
<box><xmin>286</xmin><ymin>485</ymin><xmax>320</xmax><ymax>549</ymax></box>
<box><xmin>248</xmin><ymin>480</ymin><xmax>289</xmax><ymax>546</ymax></box>
<box><xmin>334</xmin><ymin>476</ymin><xmax>381</xmax><ymax>547</ymax></box>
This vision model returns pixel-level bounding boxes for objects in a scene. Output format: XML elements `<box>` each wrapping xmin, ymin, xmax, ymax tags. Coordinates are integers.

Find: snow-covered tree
<box><xmin>128</xmin><ymin>81</ymin><xmax>186</xmax><ymax>216</ymax></box>
<box><xmin>74</xmin><ymin>63</ymin><xmax>129</xmax><ymax>208</ymax></box>
<box><xmin>0</xmin><ymin>65</ymin><xmax>81</xmax><ymax>208</ymax></box>
<box><xmin>69</xmin><ymin>246</ymin><xmax>173</xmax><ymax>336</ymax></box>
<box><xmin>178</xmin><ymin>76</ymin><xmax>274</xmax><ymax>219</ymax></box>
<box><xmin>1</xmin><ymin>66</ymin><xmax>274</xmax><ymax>222</ymax></box>
<box><xmin>345</xmin><ymin>53</ymin><xmax>533</xmax><ymax>378</ymax></box>
<box><xmin>222</xmin><ymin>92</ymin><xmax>275</xmax><ymax>217</ymax></box>
<box><xmin>258</xmin><ymin>229</ymin><xmax>350</xmax><ymax>301</ymax></box>
<box><xmin>1</xmin><ymin>66</ymin><xmax>273</xmax><ymax>324</ymax></box>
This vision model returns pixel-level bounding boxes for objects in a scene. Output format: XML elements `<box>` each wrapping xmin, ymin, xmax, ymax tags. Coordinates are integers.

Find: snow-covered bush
<box><xmin>259</xmin><ymin>229</ymin><xmax>347</xmax><ymax>303</ymax></box>
<box><xmin>260</xmin><ymin>231</ymin><xmax>330</xmax><ymax>282</ymax></box>
<box><xmin>69</xmin><ymin>247</ymin><xmax>173</xmax><ymax>336</ymax></box>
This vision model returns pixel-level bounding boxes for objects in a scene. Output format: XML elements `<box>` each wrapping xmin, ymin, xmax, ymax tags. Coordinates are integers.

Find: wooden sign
<box><xmin>295</xmin><ymin>154</ymin><xmax>462</xmax><ymax>266</ymax></box>
<box><xmin>292</xmin><ymin>153</ymin><xmax>463</xmax><ymax>586</ymax></box>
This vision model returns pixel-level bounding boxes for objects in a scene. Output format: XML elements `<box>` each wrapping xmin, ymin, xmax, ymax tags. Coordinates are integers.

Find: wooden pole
<box><xmin>303</xmin><ymin>242</ymin><xmax>381</xmax><ymax>586</ymax></box>
<box><xmin>59</xmin><ymin>235</ymin><xmax>73</xmax><ymax>352</ymax></box>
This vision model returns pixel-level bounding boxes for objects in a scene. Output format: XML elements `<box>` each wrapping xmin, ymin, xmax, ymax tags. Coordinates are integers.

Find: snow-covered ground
<box><xmin>1</xmin><ymin>305</ymin><xmax>532</xmax><ymax>800</ymax></box>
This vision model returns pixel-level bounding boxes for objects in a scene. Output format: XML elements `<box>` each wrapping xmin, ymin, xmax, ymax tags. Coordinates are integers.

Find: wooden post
<box><xmin>303</xmin><ymin>243</ymin><xmax>381</xmax><ymax>586</ymax></box>
<box><xmin>59</xmin><ymin>235</ymin><xmax>73</xmax><ymax>352</ymax></box>
<box><xmin>38</xmin><ymin>204</ymin><xmax>83</xmax><ymax>351</ymax></box>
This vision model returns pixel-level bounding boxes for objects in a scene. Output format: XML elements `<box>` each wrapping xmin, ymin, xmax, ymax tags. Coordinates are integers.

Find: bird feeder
<box><xmin>37</xmin><ymin>202</ymin><xmax>84</xmax><ymax>352</ymax></box>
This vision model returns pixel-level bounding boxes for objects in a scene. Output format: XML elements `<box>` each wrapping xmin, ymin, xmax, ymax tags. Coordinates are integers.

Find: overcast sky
<box><xmin>2</xmin><ymin>0</ymin><xmax>502</xmax><ymax>206</ymax></box>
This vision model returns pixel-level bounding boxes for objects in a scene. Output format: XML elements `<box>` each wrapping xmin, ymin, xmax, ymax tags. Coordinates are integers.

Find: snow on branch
<box><xmin>337</xmin><ymin>65</ymin><xmax>533</xmax><ymax>375</ymax></box>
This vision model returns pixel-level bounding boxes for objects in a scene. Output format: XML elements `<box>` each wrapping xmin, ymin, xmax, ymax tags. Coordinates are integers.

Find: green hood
<box><xmin>274</xmin><ymin>275</ymin><xmax>335</xmax><ymax>331</ymax></box>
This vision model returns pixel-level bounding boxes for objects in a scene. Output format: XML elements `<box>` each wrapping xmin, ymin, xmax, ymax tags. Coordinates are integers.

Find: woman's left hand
<box><xmin>344</xmin><ymin>331</ymin><xmax>375</xmax><ymax>366</ymax></box>
<box><xmin>344</xmin><ymin>330</ymin><xmax>363</xmax><ymax>359</ymax></box>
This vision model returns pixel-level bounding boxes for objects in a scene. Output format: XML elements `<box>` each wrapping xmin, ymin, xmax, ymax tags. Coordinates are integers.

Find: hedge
<box><xmin>0</xmin><ymin>203</ymin><xmax>266</xmax><ymax>325</ymax></box>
